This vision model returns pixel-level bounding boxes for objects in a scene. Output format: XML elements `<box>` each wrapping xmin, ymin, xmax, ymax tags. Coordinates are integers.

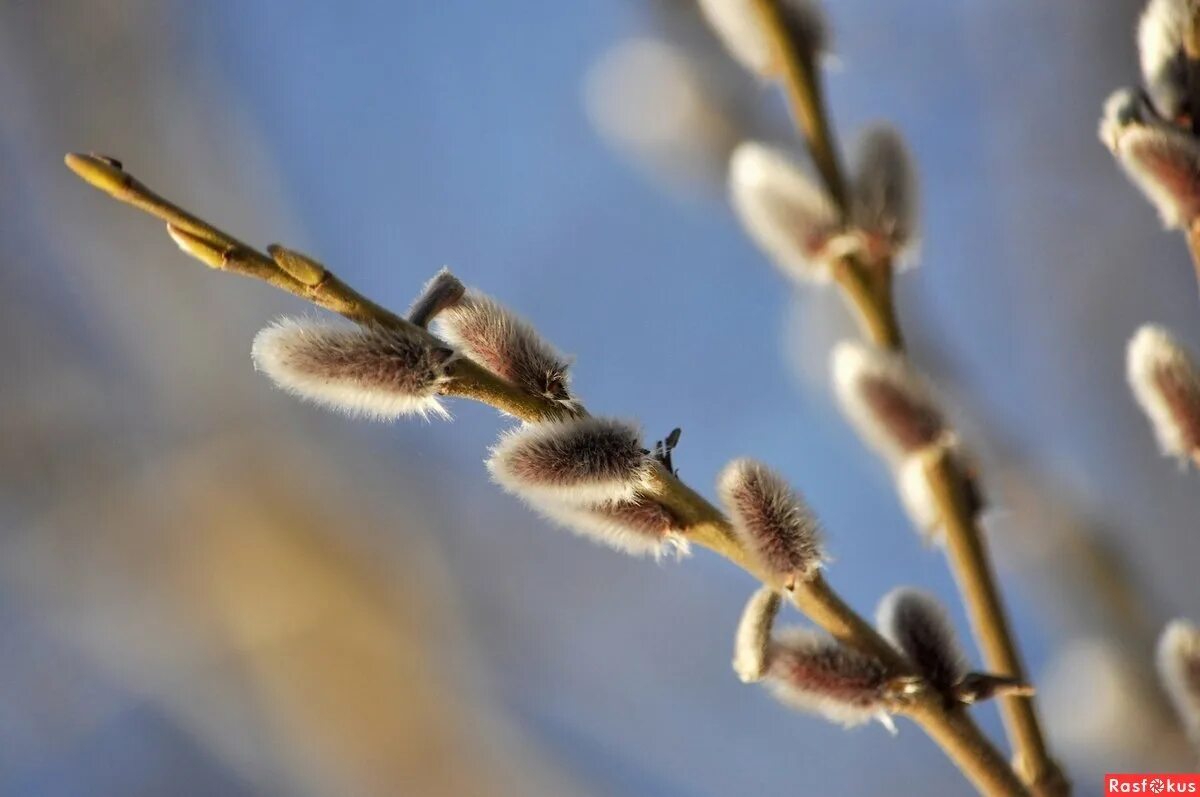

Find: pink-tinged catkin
<box><xmin>1100</xmin><ymin>90</ymin><xmax>1200</xmax><ymax>229</ymax></box>
<box><xmin>534</xmin><ymin>495</ymin><xmax>688</xmax><ymax>559</ymax></box>
<box><xmin>876</xmin><ymin>588</ymin><xmax>965</xmax><ymax>692</ymax></box>
<box><xmin>733</xmin><ymin>586</ymin><xmax>783</xmax><ymax>683</ymax></box>
<box><xmin>728</xmin><ymin>141</ymin><xmax>843</xmax><ymax>284</ymax></box>
<box><xmin>1157</xmin><ymin>619</ymin><xmax>1200</xmax><ymax>748</ymax></box>
<box><xmin>434</xmin><ymin>290</ymin><xmax>574</xmax><ymax>405</ymax></box>
<box><xmin>850</xmin><ymin>125</ymin><xmax>920</xmax><ymax>267</ymax></box>
<box><xmin>764</xmin><ymin>628</ymin><xmax>894</xmax><ymax>729</ymax></box>
<box><xmin>408</xmin><ymin>267</ymin><xmax>466</xmax><ymax>328</ymax></box>
<box><xmin>251</xmin><ymin>317</ymin><xmax>454</xmax><ymax>421</ymax></box>
<box><xmin>698</xmin><ymin>0</ymin><xmax>827</xmax><ymax>78</ymax></box>
<box><xmin>717</xmin><ymin>458</ymin><xmax>825</xmax><ymax>587</ymax></box>
<box><xmin>831</xmin><ymin>341</ymin><xmax>946</xmax><ymax>467</ymax></box>
<box><xmin>487</xmin><ymin>417</ymin><xmax>654</xmax><ymax>505</ymax></box>
<box><xmin>1127</xmin><ymin>324</ymin><xmax>1200</xmax><ymax>463</ymax></box>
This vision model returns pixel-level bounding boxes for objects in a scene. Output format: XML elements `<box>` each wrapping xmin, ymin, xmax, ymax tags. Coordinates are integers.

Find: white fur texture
<box><xmin>487</xmin><ymin>418</ymin><xmax>654</xmax><ymax>505</ymax></box>
<box><xmin>831</xmin><ymin>341</ymin><xmax>944</xmax><ymax>467</ymax></box>
<box><xmin>895</xmin><ymin>453</ymin><xmax>943</xmax><ymax>543</ymax></box>
<box><xmin>1127</xmin><ymin>324</ymin><xmax>1200</xmax><ymax>460</ymax></box>
<box><xmin>718</xmin><ymin>458</ymin><xmax>825</xmax><ymax>584</ymax></box>
<box><xmin>765</xmin><ymin>627</ymin><xmax>892</xmax><ymax>728</ymax></box>
<box><xmin>1117</xmin><ymin>126</ymin><xmax>1200</xmax><ymax>228</ymax></box>
<box><xmin>729</xmin><ymin>142</ymin><xmax>842</xmax><ymax>283</ymax></box>
<box><xmin>1138</xmin><ymin>0</ymin><xmax>1200</xmax><ymax>118</ymax></box>
<box><xmin>850</xmin><ymin>125</ymin><xmax>920</xmax><ymax>267</ymax></box>
<box><xmin>1157</xmin><ymin>619</ymin><xmax>1200</xmax><ymax>744</ymax></box>
<box><xmin>875</xmin><ymin>588</ymin><xmax>965</xmax><ymax>691</ymax></box>
<box><xmin>435</xmin><ymin>291</ymin><xmax>574</xmax><ymax>405</ymax></box>
<box><xmin>698</xmin><ymin>0</ymin><xmax>827</xmax><ymax>77</ymax></box>
<box><xmin>733</xmin><ymin>586</ymin><xmax>782</xmax><ymax>683</ymax></box>
<box><xmin>251</xmin><ymin>317</ymin><xmax>450</xmax><ymax>421</ymax></box>
<box><xmin>533</xmin><ymin>497</ymin><xmax>689</xmax><ymax>560</ymax></box>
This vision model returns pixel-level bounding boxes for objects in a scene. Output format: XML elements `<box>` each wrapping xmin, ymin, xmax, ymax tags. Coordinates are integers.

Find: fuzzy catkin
<box><xmin>436</xmin><ymin>291</ymin><xmax>574</xmax><ymax>404</ymax></box>
<box><xmin>876</xmin><ymin>588</ymin><xmax>965</xmax><ymax>692</ymax></box>
<box><xmin>850</xmin><ymin>125</ymin><xmax>920</xmax><ymax>266</ymax></box>
<box><xmin>1127</xmin><ymin>324</ymin><xmax>1200</xmax><ymax>461</ymax></box>
<box><xmin>251</xmin><ymin>317</ymin><xmax>453</xmax><ymax>420</ymax></box>
<box><xmin>718</xmin><ymin>458</ymin><xmax>825</xmax><ymax>586</ymax></box>
<box><xmin>729</xmin><ymin>141</ymin><xmax>842</xmax><ymax>283</ymax></box>
<box><xmin>487</xmin><ymin>417</ymin><xmax>653</xmax><ymax>505</ymax></box>
<box><xmin>765</xmin><ymin>628</ymin><xmax>893</xmax><ymax>728</ymax></box>
<box><xmin>533</xmin><ymin>495</ymin><xmax>688</xmax><ymax>559</ymax></box>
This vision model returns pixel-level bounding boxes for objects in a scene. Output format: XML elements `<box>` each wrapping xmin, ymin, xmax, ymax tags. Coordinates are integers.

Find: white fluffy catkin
<box><xmin>251</xmin><ymin>317</ymin><xmax>453</xmax><ymax>420</ymax></box>
<box><xmin>876</xmin><ymin>588</ymin><xmax>965</xmax><ymax>692</ymax></box>
<box><xmin>698</xmin><ymin>0</ymin><xmax>827</xmax><ymax>78</ymax></box>
<box><xmin>850</xmin><ymin>125</ymin><xmax>920</xmax><ymax>266</ymax></box>
<box><xmin>764</xmin><ymin>627</ymin><xmax>894</xmax><ymax>729</ymax></box>
<box><xmin>532</xmin><ymin>495</ymin><xmax>688</xmax><ymax>559</ymax></box>
<box><xmin>733</xmin><ymin>586</ymin><xmax>782</xmax><ymax>683</ymax></box>
<box><xmin>487</xmin><ymin>417</ymin><xmax>653</xmax><ymax>505</ymax></box>
<box><xmin>1157</xmin><ymin>619</ymin><xmax>1200</xmax><ymax>747</ymax></box>
<box><xmin>831</xmin><ymin>341</ymin><xmax>945</xmax><ymax>467</ymax></box>
<box><xmin>729</xmin><ymin>141</ymin><xmax>842</xmax><ymax>283</ymax></box>
<box><xmin>1127</xmin><ymin>324</ymin><xmax>1200</xmax><ymax>462</ymax></box>
<box><xmin>434</xmin><ymin>290</ymin><xmax>574</xmax><ymax>405</ymax></box>
<box><xmin>718</xmin><ymin>458</ymin><xmax>825</xmax><ymax>586</ymax></box>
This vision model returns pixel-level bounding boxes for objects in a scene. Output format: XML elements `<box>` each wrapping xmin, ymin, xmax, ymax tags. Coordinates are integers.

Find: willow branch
<box><xmin>748</xmin><ymin>0</ymin><xmax>848</xmax><ymax>212</ymax></box>
<box><xmin>924</xmin><ymin>451</ymin><xmax>1067</xmax><ymax>796</ymax></box>
<box><xmin>831</xmin><ymin>255</ymin><xmax>904</xmax><ymax>351</ymax></box>
<box><xmin>735</xmin><ymin>7</ymin><xmax>1066</xmax><ymax>789</ymax></box>
<box><xmin>67</xmin><ymin>152</ymin><xmax>1026</xmax><ymax>796</ymax></box>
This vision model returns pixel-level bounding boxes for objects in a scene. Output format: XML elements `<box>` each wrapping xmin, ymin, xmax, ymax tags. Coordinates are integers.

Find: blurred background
<box><xmin>1</xmin><ymin>1</ymin><xmax>1196</xmax><ymax>794</ymax></box>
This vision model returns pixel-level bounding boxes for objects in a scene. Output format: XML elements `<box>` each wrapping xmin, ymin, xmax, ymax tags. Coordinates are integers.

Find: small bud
<box><xmin>1157</xmin><ymin>619</ymin><xmax>1200</xmax><ymax>746</ymax></box>
<box><xmin>764</xmin><ymin>628</ymin><xmax>894</xmax><ymax>728</ymax></box>
<box><xmin>733</xmin><ymin>587</ymin><xmax>782</xmax><ymax>683</ymax></box>
<box><xmin>408</xmin><ymin>267</ymin><xmax>466</xmax><ymax>328</ymax></box>
<box><xmin>952</xmin><ymin>673</ymin><xmax>1035</xmax><ymax>705</ymax></box>
<box><xmin>167</xmin><ymin>224</ymin><xmax>226</xmax><ymax>269</ymax></box>
<box><xmin>1137</xmin><ymin>0</ymin><xmax>1200</xmax><ymax>121</ymax></box>
<box><xmin>64</xmin><ymin>152</ymin><xmax>131</xmax><ymax>196</ymax></box>
<box><xmin>831</xmin><ymin>341</ymin><xmax>945</xmax><ymax>467</ymax></box>
<box><xmin>268</xmin><ymin>245</ymin><xmax>327</xmax><ymax>287</ymax></box>
<box><xmin>1127</xmin><ymin>324</ymin><xmax>1200</xmax><ymax>463</ymax></box>
<box><xmin>1102</xmin><ymin>106</ymin><xmax>1200</xmax><ymax>228</ymax></box>
<box><xmin>698</xmin><ymin>0</ymin><xmax>827</xmax><ymax>78</ymax></box>
<box><xmin>729</xmin><ymin>142</ymin><xmax>843</xmax><ymax>284</ymax></box>
<box><xmin>434</xmin><ymin>291</ymin><xmax>573</xmax><ymax>404</ymax></box>
<box><xmin>876</xmin><ymin>588</ymin><xmax>965</xmax><ymax>692</ymax></box>
<box><xmin>850</xmin><ymin>125</ymin><xmax>919</xmax><ymax>266</ymax></box>
<box><xmin>487</xmin><ymin>418</ymin><xmax>654</xmax><ymax>505</ymax></box>
<box><xmin>717</xmin><ymin>458</ymin><xmax>825</xmax><ymax>587</ymax></box>
<box><xmin>533</xmin><ymin>494</ymin><xmax>688</xmax><ymax>559</ymax></box>
<box><xmin>251</xmin><ymin>317</ymin><xmax>454</xmax><ymax>420</ymax></box>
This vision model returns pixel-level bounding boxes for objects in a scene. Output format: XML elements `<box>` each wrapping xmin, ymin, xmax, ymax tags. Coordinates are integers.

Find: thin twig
<box><xmin>66</xmin><ymin>152</ymin><xmax>1027</xmax><ymax>797</ymax></box>
<box><xmin>831</xmin><ymin>255</ymin><xmax>905</xmax><ymax>351</ymax></box>
<box><xmin>748</xmin><ymin>0</ymin><xmax>848</xmax><ymax>212</ymax></box>
<box><xmin>924</xmin><ymin>451</ymin><xmax>1068</xmax><ymax>796</ymax></box>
